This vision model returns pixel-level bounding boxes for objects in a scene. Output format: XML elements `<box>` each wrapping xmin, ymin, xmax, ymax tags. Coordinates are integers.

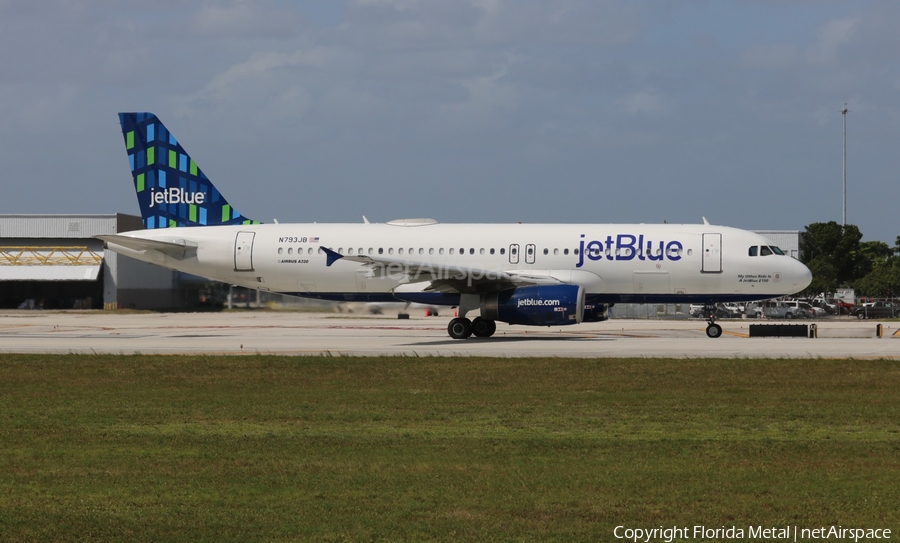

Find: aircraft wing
<box><xmin>97</xmin><ymin>234</ymin><xmax>198</xmax><ymax>260</ymax></box>
<box><xmin>322</xmin><ymin>247</ymin><xmax>561</xmax><ymax>294</ymax></box>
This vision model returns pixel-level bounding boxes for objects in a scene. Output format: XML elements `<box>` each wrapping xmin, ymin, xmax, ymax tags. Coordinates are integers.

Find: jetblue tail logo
<box><xmin>118</xmin><ymin>112</ymin><xmax>259</xmax><ymax>229</ymax></box>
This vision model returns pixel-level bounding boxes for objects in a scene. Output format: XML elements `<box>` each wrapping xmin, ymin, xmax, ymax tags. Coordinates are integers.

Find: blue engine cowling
<box><xmin>480</xmin><ymin>284</ymin><xmax>585</xmax><ymax>326</ymax></box>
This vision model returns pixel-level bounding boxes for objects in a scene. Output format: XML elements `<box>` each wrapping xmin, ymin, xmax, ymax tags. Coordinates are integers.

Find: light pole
<box><xmin>842</xmin><ymin>103</ymin><xmax>848</xmax><ymax>226</ymax></box>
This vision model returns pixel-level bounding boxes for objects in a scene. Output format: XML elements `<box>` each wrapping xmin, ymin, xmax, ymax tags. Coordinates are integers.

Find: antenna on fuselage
<box><xmin>702</xmin><ymin>216</ymin><xmax>710</xmax><ymax>225</ymax></box>
<box><xmin>362</xmin><ymin>216</ymin><xmax>370</xmax><ymax>224</ymax></box>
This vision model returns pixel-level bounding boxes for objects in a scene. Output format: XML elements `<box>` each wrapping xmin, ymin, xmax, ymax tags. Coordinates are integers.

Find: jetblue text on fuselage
<box><xmin>576</xmin><ymin>234</ymin><xmax>683</xmax><ymax>268</ymax></box>
<box><xmin>148</xmin><ymin>188</ymin><xmax>206</xmax><ymax>208</ymax></box>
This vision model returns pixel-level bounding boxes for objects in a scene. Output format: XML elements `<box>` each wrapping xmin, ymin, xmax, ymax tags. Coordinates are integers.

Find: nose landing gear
<box><xmin>704</xmin><ymin>303</ymin><xmax>722</xmax><ymax>338</ymax></box>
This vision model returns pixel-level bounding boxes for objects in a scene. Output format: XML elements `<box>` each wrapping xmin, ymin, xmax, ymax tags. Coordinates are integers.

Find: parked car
<box><xmin>798</xmin><ymin>301</ymin><xmax>825</xmax><ymax>318</ymax></box>
<box><xmin>689</xmin><ymin>303</ymin><xmax>743</xmax><ymax>319</ymax></box>
<box><xmin>810</xmin><ymin>297</ymin><xmax>837</xmax><ymax>315</ymax></box>
<box><xmin>834</xmin><ymin>299</ymin><xmax>855</xmax><ymax>315</ymax></box>
<box><xmin>760</xmin><ymin>300</ymin><xmax>796</xmax><ymax>319</ymax></box>
<box><xmin>854</xmin><ymin>301</ymin><xmax>898</xmax><ymax>319</ymax></box>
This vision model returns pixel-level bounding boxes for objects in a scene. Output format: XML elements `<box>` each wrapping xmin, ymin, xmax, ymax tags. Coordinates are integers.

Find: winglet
<box><xmin>322</xmin><ymin>247</ymin><xmax>343</xmax><ymax>267</ymax></box>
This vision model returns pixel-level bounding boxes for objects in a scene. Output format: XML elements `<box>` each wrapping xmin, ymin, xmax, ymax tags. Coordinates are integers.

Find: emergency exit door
<box><xmin>234</xmin><ymin>231</ymin><xmax>255</xmax><ymax>272</ymax></box>
<box><xmin>509</xmin><ymin>244</ymin><xmax>520</xmax><ymax>264</ymax></box>
<box><xmin>701</xmin><ymin>233</ymin><xmax>722</xmax><ymax>273</ymax></box>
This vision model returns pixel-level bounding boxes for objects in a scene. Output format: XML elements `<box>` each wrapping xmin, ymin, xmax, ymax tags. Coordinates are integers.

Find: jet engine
<box><xmin>480</xmin><ymin>284</ymin><xmax>584</xmax><ymax>326</ymax></box>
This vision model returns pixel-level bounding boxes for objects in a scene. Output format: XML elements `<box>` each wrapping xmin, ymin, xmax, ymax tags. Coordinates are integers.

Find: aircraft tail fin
<box><xmin>118</xmin><ymin>112</ymin><xmax>259</xmax><ymax>229</ymax></box>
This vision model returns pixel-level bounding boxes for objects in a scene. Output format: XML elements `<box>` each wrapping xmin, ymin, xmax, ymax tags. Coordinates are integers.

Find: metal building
<box><xmin>0</xmin><ymin>214</ymin><xmax>181</xmax><ymax>310</ymax></box>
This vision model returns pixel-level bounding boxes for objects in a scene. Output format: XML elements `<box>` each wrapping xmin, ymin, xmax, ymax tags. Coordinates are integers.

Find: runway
<box><xmin>1</xmin><ymin>310</ymin><xmax>898</xmax><ymax>358</ymax></box>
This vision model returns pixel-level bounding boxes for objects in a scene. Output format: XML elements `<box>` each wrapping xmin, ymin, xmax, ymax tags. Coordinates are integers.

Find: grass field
<box><xmin>1</xmin><ymin>355</ymin><xmax>898</xmax><ymax>542</ymax></box>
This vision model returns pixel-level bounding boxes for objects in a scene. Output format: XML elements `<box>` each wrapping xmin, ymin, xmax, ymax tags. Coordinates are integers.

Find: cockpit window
<box><xmin>770</xmin><ymin>246</ymin><xmax>785</xmax><ymax>255</ymax></box>
<box><xmin>760</xmin><ymin>246</ymin><xmax>773</xmax><ymax>256</ymax></box>
<box><xmin>749</xmin><ymin>246</ymin><xmax>758</xmax><ymax>257</ymax></box>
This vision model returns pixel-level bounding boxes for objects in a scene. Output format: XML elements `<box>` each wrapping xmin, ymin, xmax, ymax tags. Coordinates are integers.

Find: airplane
<box><xmin>99</xmin><ymin>113</ymin><xmax>813</xmax><ymax>339</ymax></box>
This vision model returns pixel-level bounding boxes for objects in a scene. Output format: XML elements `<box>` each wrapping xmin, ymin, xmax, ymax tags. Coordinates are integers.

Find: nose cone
<box><xmin>792</xmin><ymin>259</ymin><xmax>813</xmax><ymax>292</ymax></box>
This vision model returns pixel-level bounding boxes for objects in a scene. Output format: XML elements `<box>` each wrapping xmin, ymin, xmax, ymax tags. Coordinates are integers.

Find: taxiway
<box><xmin>1</xmin><ymin>311</ymin><xmax>897</xmax><ymax>358</ymax></box>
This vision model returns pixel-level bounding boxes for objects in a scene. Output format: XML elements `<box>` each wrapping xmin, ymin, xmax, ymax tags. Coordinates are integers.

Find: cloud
<box><xmin>807</xmin><ymin>16</ymin><xmax>860</xmax><ymax>64</ymax></box>
<box><xmin>188</xmin><ymin>1</ymin><xmax>306</xmax><ymax>39</ymax></box>
<box><xmin>617</xmin><ymin>90</ymin><xmax>664</xmax><ymax>115</ymax></box>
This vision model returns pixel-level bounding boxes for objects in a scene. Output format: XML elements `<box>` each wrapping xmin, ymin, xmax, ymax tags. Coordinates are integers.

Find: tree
<box><xmin>854</xmin><ymin>260</ymin><xmax>900</xmax><ymax>298</ymax></box>
<box><xmin>799</xmin><ymin>222</ymin><xmax>865</xmax><ymax>290</ymax></box>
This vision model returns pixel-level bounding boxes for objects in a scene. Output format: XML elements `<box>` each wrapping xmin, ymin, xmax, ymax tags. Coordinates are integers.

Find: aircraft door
<box><xmin>509</xmin><ymin>244</ymin><xmax>520</xmax><ymax>264</ymax></box>
<box><xmin>525</xmin><ymin>244</ymin><xmax>536</xmax><ymax>264</ymax></box>
<box><xmin>234</xmin><ymin>231</ymin><xmax>255</xmax><ymax>272</ymax></box>
<box><xmin>702</xmin><ymin>233</ymin><xmax>722</xmax><ymax>273</ymax></box>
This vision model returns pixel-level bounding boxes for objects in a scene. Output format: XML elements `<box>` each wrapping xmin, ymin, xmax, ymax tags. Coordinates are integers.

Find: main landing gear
<box><xmin>704</xmin><ymin>303</ymin><xmax>722</xmax><ymax>338</ymax></box>
<box><xmin>447</xmin><ymin>317</ymin><xmax>496</xmax><ymax>339</ymax></box>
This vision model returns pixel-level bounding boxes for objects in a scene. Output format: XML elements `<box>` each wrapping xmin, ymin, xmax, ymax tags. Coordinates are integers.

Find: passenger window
<box><xmin>511</xmin><ymin>247</ymin><xmax>517</xmax><ymax>255</ymax></box>
<box><xmin>459</xmin><ymin>248</ymin><xmax>464</xmax><ymax>254</ymax></box>
<box><xmin>368</xmin><ymin>248</ymin><xmax>373</xmax><ymax>255</ymax></box>
<box><xmin>554</xmin><ymin>248</ymin><xmax>559</xmax><ymax>255</ymax></box>
<box><xmin>398</xmin><ymin>248</ymin><xmax>404</xmax><ymax>255</ymax></box>
<box><xmin>490</xmin><ymin>248</ymin><xmax>495</xmax><ymax>255</ymax></box>
<box><xmin>438</xmin><ymin>248</ymin><xmax>443</xmax><ymax>255</ymax></box>
<box><xmin>278</xmin><ymin>248</ymin><xmax>284</xmax><ymax>255</ymax></box>
<box><xmin>388</xmin><ymin>248</ymin><xmax>394</xmax><ymax>255</ymax></box>
<box><xmin>564</xmin><ymin>249</ymin><xmax>569</xmax><ymax>255</ymax></box>
<box><xmin>449</xmin><ymin>248</ymin><xmax>455</xmax><ymax>255</ymax></box>
<box><xmin>348</xmin><ymin>248</ymin><xmax>354</xmax><ymax>255</ymax></box>
<box><xmin>574</xmin><ymin>249</ymin><xmax>579</xmax><ymax>255</ymax></box>
<box><xmin>527</xmin><ymin>247</ymin><xmax>534</xmax><ymax>255</ymax></box>
<box><xmin>470</xmin><ymin>248</ymin><xmax>475</xmax><ymax>255</ymax></box>
<box><xmin>308</xmin><ymin>248</ymin><xmax>313</xmax><ymax>255</ymax></box>
<box><xmin>761</xmin><ymin>246</ymin><xmax>773</xmax><ymax>256</ymax></box>
<box><xmin>287</xmin><ymin>248</ymin><xmax>292</xmax><ymax>255</ymax></box>
<box><xmin>419</xmin><ymin>248</ymin><xmax>424</xmax><ymax>255</ymax></box>
<box><xmin>409</xmin><ymin>248</ymin><xmax>413</xmax><ymax>255</ymax></box>
<box><xmin>500</xmin><ymin>248</ymin><xmax>506</xmax><ymax>255</ymax></box>
<box><xmin>338</xmin><ymin>248</ymin><xmax>343</xmax><ymax>254</ymax></box>
<box><xmin>378</xmin><ymin>248</ymin><xmax>384</xmax><ymax>255</ymax></box>
<box><xmin>480</xmin><ymin>248</ymin><xmax>485</xmax><ymax>255</ymax></box>
<box><xmin>543</xmin><ymin>248</ymin><xmax>549</xmax><ymax>255</ymax></box>
<box><xmin>429</xmin><ymin>248</ymin><xmax>435</xmax><ymax>255</ymax></box>
<box><xmin>749</xmin><ymin>246</ymin><xmax>758</xmax><ymax>257</ymax></box>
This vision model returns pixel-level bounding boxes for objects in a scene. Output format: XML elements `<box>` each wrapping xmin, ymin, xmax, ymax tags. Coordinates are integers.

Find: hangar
<box><xmin>0</xmin><ymin>214</ymin><xmax>184</xmax><ymax>310</ymax></box>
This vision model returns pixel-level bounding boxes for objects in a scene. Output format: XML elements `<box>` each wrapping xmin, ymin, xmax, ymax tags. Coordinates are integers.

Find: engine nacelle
<box><xmin>481</xmin><ymin>284</ymin><xmax>584</xmax><ymax>326</ymax></box>
<box><xmin>582</xmin><ymin>302</ymin><xmax>610</xmax><ymax>322</ymax></box>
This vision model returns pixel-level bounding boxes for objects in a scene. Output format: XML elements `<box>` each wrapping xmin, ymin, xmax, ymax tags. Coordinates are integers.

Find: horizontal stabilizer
<box><xmin>97</xmin><ymin>234</ymin><xmax>197</xmax><ymax>260</ymax></box>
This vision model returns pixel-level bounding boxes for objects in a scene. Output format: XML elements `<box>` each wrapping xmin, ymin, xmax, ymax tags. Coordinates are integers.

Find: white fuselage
<box><xmin>106</xmin><ymin>222</ymin><xmax>812</xmax><ymax>305</ymax></box>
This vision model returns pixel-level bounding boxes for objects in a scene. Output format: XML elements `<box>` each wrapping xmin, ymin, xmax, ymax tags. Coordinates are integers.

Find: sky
<box><xmin>2</xmin><ymin>0</ymin><xmax>899</xmax><ymax>244</ymax></box>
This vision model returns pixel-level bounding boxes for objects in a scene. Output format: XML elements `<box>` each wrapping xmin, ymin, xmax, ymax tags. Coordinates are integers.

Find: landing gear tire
<box><xmin>703</xmin><ymin>303</ymin><xmax>722</xmax><ymax>339</ymax></box>
<box><xmin>448</xmin><ymin>318</ymin><xmax>473</xmax><ymax>339</ymax></box>
<box><xmin>472</xmin><ymin>317</ymin><xmax>496</xmax><ymax>338</ymax></box>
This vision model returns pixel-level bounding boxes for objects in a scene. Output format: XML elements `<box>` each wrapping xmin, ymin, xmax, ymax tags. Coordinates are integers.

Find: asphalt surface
<box><xmin>1</xmin><ymin>311</ymin><xmax>897</xmax><ymax>358</ymax></box>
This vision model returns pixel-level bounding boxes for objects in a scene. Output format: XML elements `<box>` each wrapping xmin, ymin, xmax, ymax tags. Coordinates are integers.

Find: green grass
<box><xmin>1</xmin><ymin>356</ymin><xmax>899</xmax><ymax>542</ymax></box>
